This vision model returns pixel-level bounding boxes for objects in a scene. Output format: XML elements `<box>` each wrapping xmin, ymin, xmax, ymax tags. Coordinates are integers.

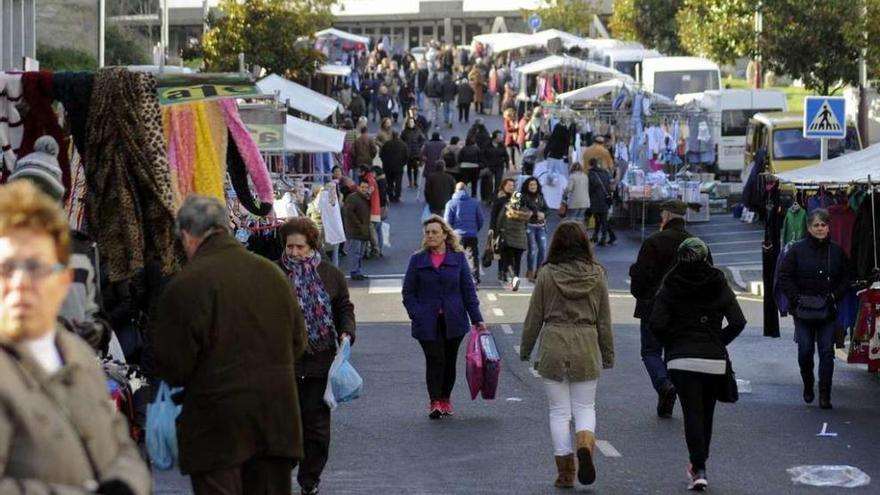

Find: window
<box><xmin>722</xmin><ymin>109</ymin><xmax>783</xmax><ymax>137</ymax></box>
<box><xmin>772</xmin><ymin>127</ymin><xmax>860</xmax><ymax>160</ymax></box>
<box><xmin>614</xmin><ymin>61</ymin><xmax>639</xmax><ymax>78</ymax></box>
<box><xmin>653</xmin><ymin>70</ymin><xmax>720</xmax><ymax>99</ymax></box>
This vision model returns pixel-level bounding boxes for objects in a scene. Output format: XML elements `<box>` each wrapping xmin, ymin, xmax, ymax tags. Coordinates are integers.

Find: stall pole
<box><xmin>820</xmin><ymin>138</ymin><xmax>828</xmax><ymax>162</ymax></box>
<box><xmin>870</xmin><ymin>175</ymin><xmax>878</xmax><ymax>272</ymax></box>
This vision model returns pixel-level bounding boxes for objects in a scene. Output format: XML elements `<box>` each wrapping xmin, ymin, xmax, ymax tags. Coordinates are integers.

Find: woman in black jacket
<box><xmin>651</xmin><ymin>237</ymin><xmax>746</xmax><ymax>492</ymax></box>
<box><xmin>777</xmin><ymin>208</ymin><xmax>850</xmax><ymax>409</ymax></box>
<box><xmin>521</xmin><ymin>177</ymin><xmax>549</xmax><ymax>282</ymax></box>
<box><xmin>587</xmin><ymin>159</ymin><xmax>616</xmax><ymax>246</ymax></box>
<box><xmin>401</xmin><ymin>118</ymin><xmax>426</xmax><ymax>188</ymax></box>
<box><xmin>457</xmin><ymin>137</ymin><xmax>483</xmax><ymax>198</ymax></box>
<box><xmin>277</xmin><ymin>218</ymin><xmax>356</xmax><ymax>495</ymax></box>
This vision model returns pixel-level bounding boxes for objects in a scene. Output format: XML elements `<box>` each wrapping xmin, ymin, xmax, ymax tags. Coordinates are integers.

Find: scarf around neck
<box><xmin>282</xmin><ymin>252</ymin><xmax>337</xmax><ymax>354</ymax></box>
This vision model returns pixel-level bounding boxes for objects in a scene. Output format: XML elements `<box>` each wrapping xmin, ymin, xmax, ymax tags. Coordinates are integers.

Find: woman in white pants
<box><xmin>520</xmin><ymin>221</ymin><xmax>614</xmax><ymax>488</ymax></box>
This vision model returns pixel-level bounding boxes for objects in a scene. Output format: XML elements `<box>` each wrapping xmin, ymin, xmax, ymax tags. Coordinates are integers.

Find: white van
<box><xmin>642</xmin><ymin>57</ymin><xmax>721</xmax><ymax>99</ymax></box>
<box><xmin>675</xmin><ymin>89</ymin><xmax>788</xmax><ymax>178</ymax></box>
<box><xmin>585</xmin><ymin>39</ymin><xmax>643</xmax><ymax>64</ymax></box>
<box><xmin>598</xmin><ymin>48</ymin><xmax>661</xmax><ymax>80</ymax></box>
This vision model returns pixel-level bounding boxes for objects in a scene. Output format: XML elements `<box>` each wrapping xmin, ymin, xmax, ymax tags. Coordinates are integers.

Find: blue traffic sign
<box><xmin>528</xmin><ymin>14</ymin><xmax>542</xmax><ymax>31</ymax></box>
<box><xmin>803</xmin><ymin>96</ymin><xmax>846</xmax><ymax>139</ymax></box>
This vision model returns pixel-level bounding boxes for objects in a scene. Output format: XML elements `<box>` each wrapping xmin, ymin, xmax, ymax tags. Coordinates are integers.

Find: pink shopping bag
<box><xmin>465</xmin><ymin>328</ymin><xmax>483</xmax><ymax>400</ymax></box>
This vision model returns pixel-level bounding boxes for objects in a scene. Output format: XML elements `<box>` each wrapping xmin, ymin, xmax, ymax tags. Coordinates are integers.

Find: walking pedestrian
<box><xmin>441</xmin><ymin>136</ymin><xmax>463</xmax><ymax>174</ymax></box>
<box><xmin>520</xmin><ymin>221</ymin><xmax>614</xmax><ymax>488</ymax></box>
<box><xmin>277</xmin><ymin>218</ymin><xmax>356</xmax><ymax>495</ymax></box>
<box><xmin>587</xmin><ymin>159</ymin><xmax>616</xmax><ymax>246</ymax></box>
<box><xmin>425</xmin><ymin>73</ymin><xmax>442</xmax><ymax>126</ymax></box>
<box><xmin>401</xmin><ymin>117</ymin><xmax>426</xmax><ymax>189</ymax></box>
<box><xmin>496</xmin><ymin>191</ymin><xmax>531</xmax><ymax>291</ymax></box>
<box><xmin>152</xmin><ymin>195</ymin><xmax>307</xmax><ymax>494</ymax></box>
<box><xmin>485</xmin><ymin>130</ymin><xmax>510</xmax><ymax>201</ymax></box>
<box><xmin>358</xmin><ymin>166</ymin><xmax>383</xmax><ymax>258</ymax></box>
<box><xmin>343</xmin><ymin>181</ymin><xmax>373</xmax><ymax>281</ymax></box>
<box><xmin>425</xmin><ymin>159</ymin><xmax>456</xmax><ymax>216</ymax></box>
<box><xmin>457</xmin><ymin>137</ymin><xmax>482</xmax><ymax>198</ymax></box>
<box><xmin>421</xmin><ymin>132</ymin><xmax>446</xmax><ymax>184</ymax></box>
<box><xmin>415</xmin><ymin>61</ymin><xmax>429</xmax><ymax>108</ymax></box>
<box><xmin>778</xmin><ymin>208</ymin><xmax>851</xmax><ymax>409</ymax></box>
<box><xmin>441</xmin><ymin>72</ymin><xmax>458</xmax><ymax>128</ymax></box>
<box><xmin>521</xmin><ymin>177</ymin><xmax>548</xmax><ymax>282</ymax></box>
<box><xmin>629</xmin><ymin>199</ymin><xmax>698</xmax><ymax>418</ymax></box>
<box><xmin>353</xmin><ymin>127</ymin><xmax>378</xmax><ymax>168</ymax></box>
<box><xmin>581</xmin><ymin>135</ymin><xmax>614</xmax><ymax>172</ymax></box>
<box><xmin>564</xmin><ymin>162</ymin><xmax>591</xmax><ymax>222</ymax></box>
<box><xmin>380</xmin><ymin>131</ymin><xmax>408</xmax><ymax>203</ymax></box>
<box><xmin>402</xmin><ymin>215</ymin><xmax>485</xmax><ymax>419</ymax></box>
<box><xmin>445</xmin><ymin>182</ymin><xmax>485</xmax><ymax>284</ymax></box>
<box><xmin>457</xmin><ymin>76</ymin><xmax>474</xmax><ymax>123</ymax></box>
<box><xmin>503</xmin><ymin>108</ymin><xmax>519</xmax><ymax>167</ymax></box>
<box><xmin>0</xmin><ymin>181</ymin><xmax>151</xmax><ymax>494</ymax></box>
<box><xmin>650</xmin><ymin>238</ymin><xmax>746</xmax><ymax>491</ymax></box>
<box><xmin>467</xmin><ymin>117</ymin><xmax>491</xmax><ymax>151</ymax></box>
<box><xmin>468</xmin><ymin>65</ymin><xmax>485</xmax><ymax>114</ymax></box>
<box><xmin>349</xmin><ymin>92</ymin><xmax>366</xmax><ymax>123</ymax></box>
<box><xmin>376</xmin><ymin>117</ymin><xmax>394</xmax><ymax>148</ymax></box>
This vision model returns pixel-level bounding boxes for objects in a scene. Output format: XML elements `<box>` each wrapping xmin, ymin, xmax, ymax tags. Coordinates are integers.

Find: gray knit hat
<box><xmin>678</xmin><ymin>237</ymin><xmax>710</xmax><ymax>264</ymax></box>
<box><xmin>9</xmin><ymin>136</ymin><xmax>64</xmax><ymax>201</ymax></box>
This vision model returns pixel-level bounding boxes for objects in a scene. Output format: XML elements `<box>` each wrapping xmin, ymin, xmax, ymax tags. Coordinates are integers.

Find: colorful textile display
<box><xmin>191</xmin><ymin>101</ymin><xmax>225</xmax><ymax>201</ymax></box>
<box><xmin>219</xmin><ymin>98</ymin><xmax>274</xmax><ymax>204</ymax></box>
<box><xmin>0</xmin><ymin>72</ymin><xmax>23</xmax><ymax>173</ymax></box>
<box><xmin>20</xmin><ymin>71</ymin><xmax>71</xmax><ymax>196</ymax></box>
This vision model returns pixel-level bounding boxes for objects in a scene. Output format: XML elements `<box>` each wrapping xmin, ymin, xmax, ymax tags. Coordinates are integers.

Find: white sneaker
<box><xmin>687</xmin><ymin>465</ymin><xmax>707</xmax><ymax>491</ymax></box>
<box><xmin>511</xmin><ymin>276</ymin><xmax>520</xmax><ymax>292</ymax></box>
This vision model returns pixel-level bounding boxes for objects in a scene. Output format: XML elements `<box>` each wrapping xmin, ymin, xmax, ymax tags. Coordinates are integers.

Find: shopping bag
<box><xmin>421</xmin><ymin>204</ymin><xmax>432</xmax><ymax>222</ymax></box>
<box><xmin>327</xmin><ymin>337</ymin><xmax>362</xmax><ymax>405</ymax></box>
<box><xmin>479</xmin><ymin>332</ymin><xmax>502</xmax><ymax>400</ymax></box>
<box><xmin>465</xmin><ymin>328</ymin><xmax>484</xmax><ymax>400</ymax></box>
<box><xmin>481</xmin><ymin>245</ymin><xmax>495</xmax><ymax>268</ymax></box>
<box><xmin>381</xmin><ymin>222</ymin><xmax>391</xmax><ymax>248</ymax></box>
<box><xmin>145</xmin><ymin>381</ymin><xmax>182</xmax><ymax>470</ymax></box>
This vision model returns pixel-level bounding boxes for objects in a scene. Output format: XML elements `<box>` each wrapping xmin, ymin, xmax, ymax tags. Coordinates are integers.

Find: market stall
<box><xmin>256</xmin><ymin>74</ymin><xmax>343</xmax><ymax>121</ymax></box>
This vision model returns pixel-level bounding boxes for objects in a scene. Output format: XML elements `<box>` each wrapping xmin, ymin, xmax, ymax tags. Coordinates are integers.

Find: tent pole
<box><xmin>871</xmin><ymin>175</ymin><xmax>878</xmax><ymax>272</ymax></box>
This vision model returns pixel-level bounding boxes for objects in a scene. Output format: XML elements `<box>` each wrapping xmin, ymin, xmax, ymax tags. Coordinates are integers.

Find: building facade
<box><xmin>2</xmin><ymin>0</ymin><xmax>37</xmax><ymax>69</ymax></box>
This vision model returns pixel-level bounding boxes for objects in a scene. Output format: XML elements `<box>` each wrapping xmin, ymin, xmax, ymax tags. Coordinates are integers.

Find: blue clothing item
<box><xmin>795</xmin><ymin>317</ymin><xmax>836</xmax><ymax>385</ymax></box>
<box><xmin>640</xmin><ymin>318</ymin><xmax>670</xmax><ymax>391</ymax></box>
<box><xmin>807</xmin><ymin>194</ymin><xmax>833</xmax><ymax>213</ymax></box>
<box><xmin>348</xmin><ymin>239</ymin><xmax>366</xmax><ymax>276</ymax></box>
<box><xmin>526</xmin><ymin>224</ymin><xmax>547</xmax><ymax>272</ymax></box>
<box><xmin>444</xmin><ymin>190</ymin><xmax>484</xmax><ymax>238</ymax></box>
<box><xmin>372</xmin><ymin>221</ymin><xmax>384</xmax><ymax>255</ymax></box>
<box><xmin>402</xmin><ymin>250</ymin><xmax>483</xmax><ymax>341</ymax></box>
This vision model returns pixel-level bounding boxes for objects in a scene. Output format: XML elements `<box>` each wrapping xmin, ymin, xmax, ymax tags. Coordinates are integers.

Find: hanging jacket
<box><xmin>781</xmin><ymin>205</ymin><xmax>807</xmax><ymax>246</ymax></box>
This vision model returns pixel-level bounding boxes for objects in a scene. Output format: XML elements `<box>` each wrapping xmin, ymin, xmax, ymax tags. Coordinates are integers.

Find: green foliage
<box><xmin>203</xmin><ymin>0</ymin><xmax>335</xmax><ymax>81</ymax></box>
<box><xmin>677</xmin><ymin>0</ymin><xmax>753</xmax><ymax>65</ymax></box>
<box><xmin>762</xmin><ymin>0</ymin><xmax>859</xmax><ymax>95</ymax></box>
<box><xmin>36</xmin><ymin>45</ymin><xmax>97</xmax><ymax>72</ymax></box>
<box><xmin>609</xmin><ymin>0</ymin><xmax>684</xmax><ymax>54</ymax></box>
<box><xmin>105</xmin><ymin>26</ymin><xmax>151</xmax><ymax>66</ymax></box>
<box><xmin>520</xmin><ymin>0</ymin><xmax>596</xmax><ymax>36</ymax></box>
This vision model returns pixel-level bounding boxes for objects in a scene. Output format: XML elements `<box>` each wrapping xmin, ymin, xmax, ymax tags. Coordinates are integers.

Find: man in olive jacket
<box><xmin>343</xmin><ymin>181</ymin><xmax>373</xmax><ymax>280</ymax></box>
<box><xmin>629</xmin><ymin>199</ymin><xmax>699</xmax><ymax>419</ymax></box>
<box><xmin>152</xmin><ymin>195</ymin><xmax>307</xmax><ymax>494</ymax></box>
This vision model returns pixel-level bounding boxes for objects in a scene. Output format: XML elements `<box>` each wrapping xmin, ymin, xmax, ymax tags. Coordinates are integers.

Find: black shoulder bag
<box><xmin>794</xmin><ymin>247</ymin><xmax>832</xmax><ymax>321</ymax></box>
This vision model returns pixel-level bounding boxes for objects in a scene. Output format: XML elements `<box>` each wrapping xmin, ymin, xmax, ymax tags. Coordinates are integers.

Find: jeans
<box><xmin>461</xmin><ymin>236</ymin><xmax>480</xmax><ymax>283</ymax></box>
<box><xmin>569</xmin><ymin>208</ymin><xmax>588</xmax><ymax>221</ymax></box>
<box><xmin>417</xmin><ymin>316</ymin><xmax>465</xmax><ymax>401</ymax></box>
<box><xmin>443</xmin><ymin>100</ymin><xmax>453</xmax><ymax>124</ymax></box>
<box><xmin>416</xmin><ymin>90</ymin><xmax>424</xmax><ymax>109</ymax></box>
<box><xmin>794</xmin><ymin>317</ymin><xmax>836</xmax><ymax>386</ymax></box>
<box><xmin>429</xmin><ymin>98</ymin><xmax>442</xmax><ymax>126</ymax></box>
<box><xmin>543</xmin><ymin>378</ymin><xmax>598</xmax><ymax>456</ymax></box>
<box><xmin>526</xmin><ymin>224</ymin><xmax>547</xmax><ymax>272</ymax></box>
<box><xmin>325</xmin><ymin>245</ymin><xmax>339</xmax><ymax>267</ymax></box>
<box><xmin>294</xmin><ymin>375</ymin><xmax>331</xmax><ymax>491</ymax></box>
<box><xmin>640</xmin><ymin>318</ymin><xmax>669</xmax><ymax>391</ymax></box>
<box><xmin>347</xmin><ymin>239</ymin><xmax>366</xmax><ymax>276</ymax></box>
<box><xmin>372</xmin><ymin>221</ymin><xmax>383</xmax><ymax>255</ymax></box>
<box><xmin>669</xmin><ymin>370</ymin><xmax>721</xmax><ymax>471</ymax></box>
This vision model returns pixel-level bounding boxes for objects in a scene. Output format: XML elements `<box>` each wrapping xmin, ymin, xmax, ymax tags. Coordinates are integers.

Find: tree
<box><xmin>106</xmin><ymin>26</ymin><xmax>151</xmax><ymax>66</ymax></box>
<box><xmin>676</xmin><ymin>0</ymin><xmax>753</xmax><ymax>65</ymax></box>
<box><xmin>203</xmin><ymin>0</ymin><xmax>335</xmax><ymax>81</ymax></box>
<box><xmin>762</xmin><ymin>0</ymin><xmax>859</xmax><ymax>95</ymax></box>
<box><xmin>842</xmin><ymin>0</ymin><xmax>880</xmax><ymax>79</ymax></box>
<box><xmin>520</xmin><ymin>0</ymin><xmax>597</xmax><ymax>36</ymax></box>
<box><xmin>608</xmin><ymin>0</ymin><xmax>684</xmax><ymax>54</ymax></box>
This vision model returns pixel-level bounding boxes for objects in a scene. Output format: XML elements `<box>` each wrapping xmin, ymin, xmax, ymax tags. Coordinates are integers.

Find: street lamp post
<box><xmin>753</xmin><ymin>1</ymin><xmax>763</xmax><ymax>89</ymax></box>
<box><xmin>98</xmin><ymin>0</ymin><xmax>105</xmax><ymax>67</ymax></box>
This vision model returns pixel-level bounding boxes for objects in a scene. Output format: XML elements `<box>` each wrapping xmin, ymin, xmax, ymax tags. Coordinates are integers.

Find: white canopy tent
<box><xmin>516</xmin><ymin>55</ymin><xmax>616</xmax><ymax>76</ymax></box>
<box><xmin>284</xmin><ymin>116</ymin><xmax>346</xmax><ymax>153</ymax></box>
<box><xmin>556</xmin><ymin>79</ymin><xmax>626</xmax><ymax>103</ymax></box>
<box><xmin>472</xmin><ymin>32</ymin><xmax>536</xmax><ymax>53</ymax></box>
<box><xmin>531</xmin><ymin>29</ymin><xmax>592</xmax><ymax>51</ymax></box>
<box><xmin>774</xmin><ymin>143</ymin><xmax>880</xmax><ymax>184</ymax></box>
<box><xmin>317</xmin><ymin>64</ymin><xmax>352</xmax><ymax>77</ymax></box>
<box><xmin>314</xmin><ymin>28</ymin><xmax>371</xmax><ymax>48</ymax></box>
<box><xmin>257</xmin><ymin>74</ymin><xmax>342</xmax><ymax>121</ymax></box>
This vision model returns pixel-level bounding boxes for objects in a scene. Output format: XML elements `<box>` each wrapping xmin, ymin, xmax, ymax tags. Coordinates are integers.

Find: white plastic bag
<box><xmin>787</xmin><ymin>465</ymin><xmax>871</xmax><ymax>488</ymax></box>
<box><xmin>323</xmin><ymin>336</ymin><xmax>362</xmax><ymax>410</ymax></box>
<box><xmin>381</xmin><ymin>222</ymin><xmax>391</xmax><ymax>248</ymax></box>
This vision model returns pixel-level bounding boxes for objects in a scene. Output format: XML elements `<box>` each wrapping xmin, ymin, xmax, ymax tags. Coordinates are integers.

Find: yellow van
<box><xmin>743</xmin><ymin>112</ymin><xmax>862</xmax><ymax>176</ymax></box>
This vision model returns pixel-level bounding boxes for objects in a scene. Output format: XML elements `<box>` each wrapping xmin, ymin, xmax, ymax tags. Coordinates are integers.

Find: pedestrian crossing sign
<box><xmin>803</xmin><ymin>96</ymin><xmax>846</xmax><ymax>139</ymax></box>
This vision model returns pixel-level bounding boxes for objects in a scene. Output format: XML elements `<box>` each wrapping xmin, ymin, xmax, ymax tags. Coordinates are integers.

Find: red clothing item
<box><xmin>829</xmin><ymin>203</ymin><xmax>856</xmax><ymax>256</ymax></box>
<box><xmin>517</xmin><ymin>117</ymin><xmax>530</xmax><ymax>147</ymax></box>
<box><xmin>430</xmin><ymin>251</ymin><xmax>446</xmax><ymax>269</ymax></box>
<box><xmin>365</xmin><ymin>172</ymin><xmax>381</xmax><ymax>217</ymax></box>
<box><xmin>503</xmin><ymin>116</ymin><xmax>518</xmax><ymax>146</ymax></box>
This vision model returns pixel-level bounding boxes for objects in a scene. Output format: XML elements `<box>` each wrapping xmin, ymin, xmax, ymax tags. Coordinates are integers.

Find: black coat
<box><xmin>467</xmin><ymin>124</ymin><xmax>491</xmax><ymax>150</ymax></box>
<box><xmin>401</xmin><ymin>127</ymin><xmax>426</xmax><ymax>159</ymax></box>
<box><xmin>424</xmin><ymin>171</ymin><xmax>456</xmax><ymax>214</ymax></box>
<box><xmin>522</xmin><ymin>192</ymin><xmax>548</xmax><ymax>225</ymax></box>
<box><xmin>777</xmin><ymin>235</ymin><xmax>850</xmax><ymax>317</ymax></box>
<box><xmin>629</xmin><ymin>217</ymin><xmax>694</xmax><ymax>319</ymax></box>
<box><xmin>484</xmin><ymin>142</ymin><xmax>509</xmax><ymax>172</ymax></box>
<box><xmin>442</xmin><ymin>79</ymin><xmax>458</xmax><ymax>101</ymax></box>
<box><xmin>587</xmin><ymin>167</ymin><xmax>612</xmax><ymax>214</ymax></box>
<box><xmin>457</xmin><ymin>82</ymin><xmax>474</xmax><ymax>104</ymax></box>
<box><xmin>650</xmin><ymin>262</ymin><xmax>746</xmax><ymax>361</ymax></box>
<box><xmin>490</xmin><ymin>193</ymin><xmax>512</xmax><ymax>232</ymax></box>
<box><xmin>380</xmin><ymin>138</ymin><xmax>408</xmax><ymax>175</ymax></box>
<box><xmin>850</xmin><ymin>193</ymin><xmax>880</xmax><ymax>280</ymax></box>
<box><xmin>458</xmin><ymin>144</ymin><xmax>482</xmax><ymax>167</ymax></box>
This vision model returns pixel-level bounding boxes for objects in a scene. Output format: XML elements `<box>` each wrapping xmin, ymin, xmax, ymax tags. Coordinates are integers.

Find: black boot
<box><xmin>801</xmin><ymin>372</ymin><xmax>815</xmax><ymax>404</ymax></box>
<box><xmin>608</xmin><ymin>231</ymin><xmax>617</xmax><ymax>245</ymax></box>
<box><xmin>819</xmin><ymin>384</ymin><xmax>832</xmax><ymax>409</ymax></box>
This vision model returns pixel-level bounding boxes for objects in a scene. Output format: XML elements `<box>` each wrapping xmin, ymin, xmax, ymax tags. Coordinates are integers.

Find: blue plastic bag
<box><xmin>421</xmin><ymin>204</ymin><xmax>432</xmax><ymax>222</ymax></box>
<box><xmin>146</xmin><ymin>382</ymin><xmax>182</xmax><ymax>470</ymax></box>
<box><xmin>328</xmin><ymin>338</ymin><xmax>362</xmax><ymax>405</ymax></box>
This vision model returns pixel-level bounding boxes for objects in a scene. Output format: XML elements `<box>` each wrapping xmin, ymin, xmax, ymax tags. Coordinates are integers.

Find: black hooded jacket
<box><xmin>650</xmin><ymin>262</ymin><xmax>746</xmax><ymax>361</ymax></box>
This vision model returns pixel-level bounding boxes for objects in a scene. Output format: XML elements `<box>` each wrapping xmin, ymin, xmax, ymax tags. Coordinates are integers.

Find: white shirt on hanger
<box><xmin>318</xmin><ymin>189</ymin><xmax>346</xmax><ymax>246</ymax></box>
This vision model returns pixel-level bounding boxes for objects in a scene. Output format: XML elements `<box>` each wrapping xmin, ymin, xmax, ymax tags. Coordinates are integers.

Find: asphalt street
<box><xmin>153</xmin><ymin>115</ymin><xmax>880</xmax><ymax>494</ymax></box>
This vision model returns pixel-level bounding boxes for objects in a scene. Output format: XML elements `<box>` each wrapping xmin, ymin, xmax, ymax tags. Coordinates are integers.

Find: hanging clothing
<box><xmin>19</xmin><ymin>71</ymin><xmax>72</xmax><ymax>196</ymax></box>
<box><xmin>762</xmin><ymin>182</ymin><xmax>783</xmax><ymax>338</ymax></box>
<box><xmin>807</xmin><ymin>192</ymin><xmax>833</xmax><ymax>213</ymax></box>
<box><xmin>780</xmin><ymin>204</ymin><xmax>807</xmax><ymax>246</ymax></box>
<box><xmin>546</xmin><ymin>121</ymin><xmax>572</xmax><ymax>160</ymax></box>
<box><xmin>828</xmin><ymin>203</ymin><xmax>857</xmax><ymax>257</ymax></box>
<box><xmin>0</xmin><ymin>72</ymin><xmax>23</xmax><ymax>173</ymax></box>
<box><xmin>318</xmin><ymin>187</ymin><xmax>346</xmax><ymax>246</ymax></box>
<box><xmin>850</xmin><ymin>192</ymin><xmax>880</xmax><ymax>281</ymax></box>
<box><xmin>52</xmin><ymin>72</ymin><xmax>94</xmax><ymax>160</ymax></box>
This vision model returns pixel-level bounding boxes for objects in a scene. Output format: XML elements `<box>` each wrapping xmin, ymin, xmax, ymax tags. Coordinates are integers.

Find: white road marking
<box><xmin>705</xmin><ymin>240</ymin><xmax>763</xmax><ymax>246</ymax></box>
<box><xmin>501</xmin><ymin>324</ymin><xmax>513</xmax><ymax>335</ymax></box>
<box><xmin>492</xmin><ymin>308</ymin><xmax>505</xmax><ymax>316</ymax></box>
<box><xmin>487</xmin><ymin>293</ymin><xmax>498</xmax><ymax>301</ymax></box>
<box><xmin>368</xmin><ymin>279</ymin><xmax>402</xmax><ymax>294</ymax></box>
<box><xmin>506</xmin><ymin>397</ymin><xmax>523</xmax><ymax>402</ymax></box>
<box><xmin>710</xmin><ymin>250</ymin><xmax>761</xmax><ymax>257</ymax></box>
<box><xmin>362</xmin><ymin>273</ymin><xmax>407</xmax><ymax>279</ymax></box>
<box><xmin>596</xmin><ymin>440</ymin><xmax>622</xmax><ymax>458</ymax></box>
<box><xmin>513</xmin><ymin>345</ymin><xmax>521</xmax><ymax>353</ymax></box>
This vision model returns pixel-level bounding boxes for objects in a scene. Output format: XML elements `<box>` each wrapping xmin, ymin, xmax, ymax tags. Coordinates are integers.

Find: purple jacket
<box><xmin>402</xmin><ymin>249</ymin><xmax>483</xmax><ymax>340</ymax></box>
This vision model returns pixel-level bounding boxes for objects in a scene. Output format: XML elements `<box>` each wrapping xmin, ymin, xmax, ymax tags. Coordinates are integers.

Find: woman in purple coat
<box><xmin>402</xmin><ymin>215</ymin><xmax>485</xmax><ymax>419</ymax></box>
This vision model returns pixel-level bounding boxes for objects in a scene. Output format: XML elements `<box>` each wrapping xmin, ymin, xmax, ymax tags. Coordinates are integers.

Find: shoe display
<box><xmin>687</xmin><ymin>464</ymin><xmax>708</xmax><ymax>491</ymax></box>
<box><xmin>429</xmin><ymin>401</ymin><xmax>443</xmax><ymax>419</ymax></box>
<box><xmin>657</xmin><ymin>381</ymin><xmax>677</xmax><ymax>418</ymax></box>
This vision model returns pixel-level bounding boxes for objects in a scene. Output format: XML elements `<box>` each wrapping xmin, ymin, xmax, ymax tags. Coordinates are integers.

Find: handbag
<box><xmin>717</xmin><ymin>358</ymin><xmax>739</xmax><ymax>403</ymax></box>
<box><xmin>558</xmin><ymin>202</ymin><xmax>568</xmax><ymax>218</ymax></box>
<box><xmin>794</xmin><ymin>249</ymin><xmax>832</xmax><ymax>321</ymax></box>
<box><xmin>481</xmin><ymin>244</ymin><xmax>495</xmax><ymax>268</ymax></box>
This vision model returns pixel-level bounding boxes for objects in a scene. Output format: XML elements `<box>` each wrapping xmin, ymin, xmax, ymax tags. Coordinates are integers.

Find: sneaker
<box><xmin>657</xmin><ymin>381</ymin><xmax>677</xmax><ymax>418</ymax></box>
<box><xmin>511</xmin><ymin>276</ymin><xmax>521</xmax><ymax>292</ymax></box>
<box><xmin>687</xmin><ymin>465</ymin><xmax>708</xmax><ymax>491</ymax></box>
<box><xmin>301</xmin><ymin>484</ymin><xmax>320</xmax><ymax>495</ymax></box>
<box><xmin>429</xmin><ymin>401</ymin><xmax>443</xmax><ymax>419</ymax></box>
<box><xmin>440</xmin><ymin>399</ymin><xmax>454</xmax><ymax>416</ymax></box>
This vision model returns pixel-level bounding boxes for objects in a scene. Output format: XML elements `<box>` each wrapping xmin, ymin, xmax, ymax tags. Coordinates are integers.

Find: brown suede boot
<box><xmin>554</xmin><ymin>454</ymin><xmax>576</xmax><ymax>488</ymax></box>
<box><xmin>576</xmin><ymin>431</ymin><xmax>597</xmax><ymax>485</ymax></box>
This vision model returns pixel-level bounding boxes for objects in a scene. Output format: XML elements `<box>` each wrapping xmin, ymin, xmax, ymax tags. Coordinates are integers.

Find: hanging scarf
<box><xmin>227</xmin><ymin>129</ymin><xmax>272</xmax><ymax>216</ymax></box>
<box><xmin>219</xmin><ymin>98</ymin><xmax>274</xmax><ymax>204</ymax></box>
<box><xmin>191</xmin><ymin>101</ymin><xmax>225</xmax><ymax>201</ymax></box>
<box><xmin>282</xmin><ymin>252</ymin><xmax>337</xmax><ymax>354</ymax></box>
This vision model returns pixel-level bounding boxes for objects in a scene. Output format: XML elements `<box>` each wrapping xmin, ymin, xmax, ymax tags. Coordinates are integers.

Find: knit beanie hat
<box><xmin>678</xmin><ymin>237</ymin><xmax>709</xmax><ymax>264</ymax></box>
<box><xmin>9</xmin><ymin>136</ymin><xmax>64</xmax><ymax>201</ymax></box>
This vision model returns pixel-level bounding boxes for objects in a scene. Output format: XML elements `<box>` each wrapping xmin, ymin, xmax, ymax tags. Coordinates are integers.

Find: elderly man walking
<box><xmin>152</xmin><ymin>195</ymin><xmax>308</xmax><ymax>495</ymax></box>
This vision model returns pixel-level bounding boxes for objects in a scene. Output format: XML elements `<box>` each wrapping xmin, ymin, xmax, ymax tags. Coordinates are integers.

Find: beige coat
<box><xmin>581</xmin><ymin>143</ymin><xmax>614</xmax><ymax>172</ymax></box>
<box><xmin>521</xmin><ymin>261</ymin><xmax>614</xmax><ymax>382</ymax></box>
<box><xmin>0</xmin><ymin>330</ymin><xmax>150</xmax><ymax>494</ymax></box>
<box><xmin>564</xmin><ymin>171</ymin><xmax>591</xmax><ymax>210</ymax></box>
